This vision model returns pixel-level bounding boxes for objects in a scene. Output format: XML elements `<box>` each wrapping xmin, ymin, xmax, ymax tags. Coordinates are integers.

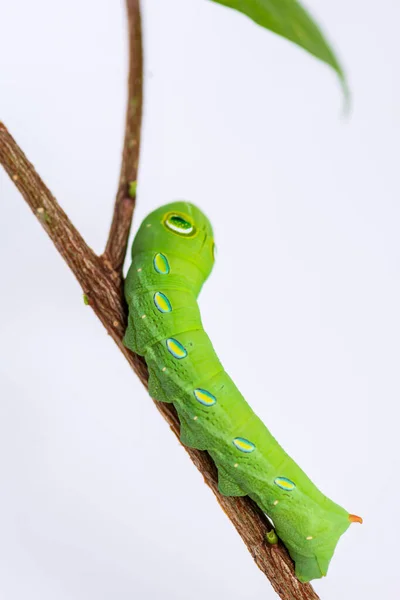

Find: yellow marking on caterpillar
<box><xmin>166</xmin><ymin>338</ymin><xmax>188</xmax><ymax>359</ymax></box>
<box><xmin>274</xmin><ymin>477</ymin><xmax>296</xmax><ymax>491</ymax></box>
<box><xmin>233</xmin><ymin>437</ymin><xmax>256</xmax><ymax>453</ymax></box>
<box><xmin>194</xmin><ymin>388</ymin><xmax>217</xmax><ymax>406</ymax></box>
<box><xmin>153</xmin><ymin>253</ymin><xmax>170</xmax><ymax>275</ymax></box>
<box><xmin>154</xmin><ymin>292</ymin><xmax>172</xmax><ymax>313</ymax></box>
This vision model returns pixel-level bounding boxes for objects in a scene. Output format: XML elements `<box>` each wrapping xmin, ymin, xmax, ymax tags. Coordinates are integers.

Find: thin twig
<box><xmin>0</xmin><ymin>3</ymin><xmax>320</xmax><ymax>599</ymax></box>
<box><xmin>103</xmin><ymin>0</ymin><xmax>143</xmax><ymax>274</ymax></box>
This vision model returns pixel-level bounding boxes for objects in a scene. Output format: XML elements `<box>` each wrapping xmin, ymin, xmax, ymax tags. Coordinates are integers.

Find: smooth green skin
<box><xmin>124</xmin><ymin>201</ymin><xmax>354</xmax><ymax>582</ymax></box>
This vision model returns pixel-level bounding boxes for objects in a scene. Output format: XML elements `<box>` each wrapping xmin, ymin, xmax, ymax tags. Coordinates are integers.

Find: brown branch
<box><xmin>103</xmin><ymin>0</ymin><xmax>143</xmax><ymax>274</ymax></box>
<box><xmin>0</xmin><ymin>4</ymin><xmax>319</xmax><ymax>599</ymax></box>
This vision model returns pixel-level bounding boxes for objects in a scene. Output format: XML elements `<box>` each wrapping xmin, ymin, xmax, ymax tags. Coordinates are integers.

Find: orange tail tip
<box><xmin>349</xmin><ymin>513</ymin><xmax>363</xmax><ymax>524</ymax></box>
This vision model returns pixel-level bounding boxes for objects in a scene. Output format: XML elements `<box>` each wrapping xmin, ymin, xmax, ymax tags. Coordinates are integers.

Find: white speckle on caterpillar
<box><xmin>193</xmin><ymin>416</ymin><xmax>198</xmax><ymax>421</ymax></box>
<box><xmin>306</xmin><ymin>536</ymin><xmax>313</xmax><ymax>541</ymax></box>
<box><xmin>141</xmin><ymin>314</ymin><xmax>146</xmax><ymax>319</ymax></box>
<box><xmin>273</xmin><ymin>500</ymin><xmax>279</xmax><ymax>506</ymax></box>
<box><xmin>137</xmin><ymin>268</ymin><xmax>142</xmax><ymax>272</ymax></box>
<box><xmin>234</xmin><ymin>463</ymin><xmax>239</xmax><ymax>468</ymax></box>
<box><xmin>162</xmin><ymin>367</ymin><xmax>167</xmax><ymax>372</ymax></box>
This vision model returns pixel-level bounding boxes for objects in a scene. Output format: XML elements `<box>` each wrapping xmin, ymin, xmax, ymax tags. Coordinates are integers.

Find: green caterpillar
<box><xmin>124</xmin><ymin>201</ymin><xmax>362</xmax><ymax>583</ymax></box>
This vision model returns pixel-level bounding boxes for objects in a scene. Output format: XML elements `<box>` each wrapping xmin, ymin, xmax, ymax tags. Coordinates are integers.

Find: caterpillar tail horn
<box><xmin>348</xmin><ymin>514</ymin><xmax>363</xmax><ymax>524</ymax></box>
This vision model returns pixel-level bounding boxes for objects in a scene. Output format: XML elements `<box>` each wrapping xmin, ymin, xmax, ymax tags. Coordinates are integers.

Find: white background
<box><xmin>0</xmin><ymin>0</ymin><xmax>399</xmax><ymax>598</ymax></box>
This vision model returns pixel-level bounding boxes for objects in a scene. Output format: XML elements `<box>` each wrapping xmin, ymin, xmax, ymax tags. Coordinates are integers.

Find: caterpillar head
<box><xmin>132</xmin><ymin>201</ymin><xmax>215</xmax><ymax>283</ymax></box>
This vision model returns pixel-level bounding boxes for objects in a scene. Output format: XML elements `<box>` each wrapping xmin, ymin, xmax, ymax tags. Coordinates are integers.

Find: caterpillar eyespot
<box><xmin>124</xmin><ymin>201</ymin><xmax>362</xmax><ymax>583</ymax></box>
<box><xmin>164</xmin><ymin>212</ymin><xmax>195</xmax><ymax>236</ymax></box>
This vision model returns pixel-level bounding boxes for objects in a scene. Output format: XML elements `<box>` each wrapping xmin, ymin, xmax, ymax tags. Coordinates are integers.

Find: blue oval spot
<box><xmin>166</xmin><ymin>338</ymin><xmax>187</xmax><ymax>359</ymax></box>
<box><xmin>153</xmin><ymin>253</ymin><xmax>170</xmax><ymax>274</ymax></box>
<box><xmin>194</xmin><ymin>389</ymin><xmax>217</xmax><ymax>407</ymax></box>
<box><xmin>233</xmin><ymin>437</ymin><xmax>256</xmax><ymax>453</ymax></box>
<box><xmin>274</xmin><ymin>477</ymin><xmax>296</xmax><ymax>491</ymax></box>
<box><xmin>154</xmin><ymin>292</ymin><xmax>172</xmax><ymax>313</ymax></box>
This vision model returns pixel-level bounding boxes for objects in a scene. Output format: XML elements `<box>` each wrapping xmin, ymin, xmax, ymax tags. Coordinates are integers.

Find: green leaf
<box><xmin>208</xmin><ymin>0</ymin><xmax>348</xmax><ymax>98</ymax></box>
